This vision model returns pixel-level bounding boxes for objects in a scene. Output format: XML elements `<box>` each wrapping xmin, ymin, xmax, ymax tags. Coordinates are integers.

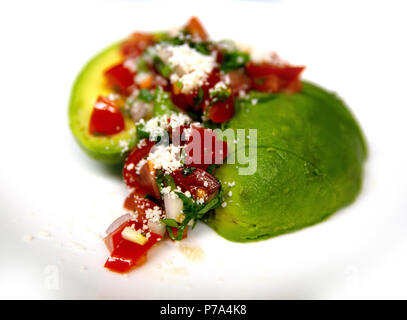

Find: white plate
<box><xmin>1</xmin><ymin>0</ymin><xmax>406</xmax><ymax>299</ymax></box>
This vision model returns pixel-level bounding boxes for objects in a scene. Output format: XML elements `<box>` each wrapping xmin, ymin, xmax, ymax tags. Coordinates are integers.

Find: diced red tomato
<box><xmin>202</xmin><ymin>69</ymin><xmax>222</xmax><ymax>96</ymax></box>
<box><xmin>104</xmin><ymin>63</ymin><xmax>135</xmax><ymax>95</ymax></box>
<box><xmin>207</xmin><ymin>95</ymin><xmax>235</xmax><ymax>123</ymax></box>
<box><xmin>123</xmin><ymin>140</ymin><xmax>156</xmax><ymax>188</ymax></box>
<box><xmin>246</xmin><ymin>62</ymin><xmax>305</xmax><ymax>93</ymax></box>
<box><xmin>245</xmin><ymin>62</ymin><xmax>305</xmax><ymax>79</ymax></box>
<box><xmin>171</xmin><ymin>88</ymin><xmax>197</xmax><ymax>111</ymax></box>
<box><xmin>104</xmin><ymin>218</ymin><xmax>138</xmax><ymax>253</ymax></box>
<box><xmin>171</xmin><ymin>69</ymin><xmax>221</xmax><ymax>111</ymax></box>
<box><xmin>89</xmin><ymin>96</ymin><xmax>125</xmax><ymax>135</ymax></box>
<box><xmin>121</xmin><ymin>32</ymin><xmax>155</xmax><ymax>57</ymax></box>
<box><xmin>185</xmin><ymin>16</ymin><xmax>208</xmax><ymax>41</ymax></box>
<box><xmin>227</xmin><ymin>69</ymin><xmax>252</xmax><ymax>97</ymax></box>
<box><xmin>136</xmin><ymin>160</ymin><xmax>161</xmax><ymax>199</ymax></box>
<box><xmin>184</xmin><ymin>127</ymin><xmax>228</xmax><ymax>170</ymax></box>
<box><xmin>104</xmin><ymin>232</ymin><xmax>161</xmax><ymax>273</ymax></box>
<box><xmin>171</xmin><ymin>168</ymin><xmax>220</xmax><ymax>201</ymax></box>
<box><xmin>251</xmin><ymin>74</ymin><xmax>280</xmax><ymax>93</ymax></box>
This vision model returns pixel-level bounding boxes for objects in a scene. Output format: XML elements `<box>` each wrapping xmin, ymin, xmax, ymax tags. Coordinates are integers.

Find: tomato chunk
<box><xmin>137</xmin><ymin>160</ymin><xmax>161</xmax><ymax>199</ymax></box>
<box><xmin>184</xmin><ymin>127</ymin><xmax>228</xmax><ymax>170</ymax></box>
<box><xmin>104</xmin><ymin>232</ymin><xmax>161</xmax><ymax>273</ymax></box>
<box><xmin>171</xmin><ymin>69</ymin><xmax>221</xmax><ymax>111</ymax></box>
<box><xmin>104</xmin><ymin>218</ymin><xmax>138</xmax><ymax>253</ymax></box>
<box><xmin>227</xmin><ymin>69</ymin><xmax>252</xmax><ymax>97</ymax></box>
<box><xmin>104</xmin><ymin>63</ymin><xmax>134</xmax><ymax>94</ymax></box>
<box><xmin>246</xmin><ymin>62</ymin><xmax>305</xmax><ymax>93</ymax></box>
<box><xmin>185</xmin><ymin>16</ymin><xmax>208</xmax><ymax>41</ymax></box>
<box><xmin>246</xmin><ymin>62</ymin><xmax>305</xmax><ymax>79</ymax></box>
<box><xmin>207</xmin><ymin>95</ymin><xmax>235</xmax><ymax>123</ymax></box>
<box><xmin>123</xmin><ymin>140</ymin><xmax>156</xmax><ymax>189</ymax></box>
<box><xmin>121</xmin><ymin>32</ymin><xmax>155</xmax><ymax>57</ymax></box>
<box><xmin>171</xmin><ymin>168</ymin><xmax>220</xmax><ymax>201</ymax></box>
<box><xmin>89</xmin><ymin>96</ymin><xmax>125</xmax><ymax>135</ymax></box>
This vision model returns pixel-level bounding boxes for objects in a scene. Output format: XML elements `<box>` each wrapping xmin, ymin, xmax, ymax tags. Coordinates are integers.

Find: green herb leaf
<box><xmin>175</xmin><ymin>191</ymin><xmax>196</xmax><ymax>214</ymax></box>
<box><xmin>183</xmin><ymin>167</ymin><xmax>196</xmax><ymax>176</ymax></box>
<box><xmin>193</xmin><ymin>87</ymin><xmax>204</xmax><ymax>107</ymax></box>
<box><xmin>197</xmin><ymin>195</ymin><xmax>222</xmax><ymax>215</ymax></box>
<box><xmin>166</xmin><ymin>226</ymin><xmax>177</xmax><ymax>240</ymax></box>
<box><xmin>153</xmin><ymin>56</ymin><xmax>172</xmax><ymax>77</ymax></box>
<box><xmin>136</xmin><ymin>124</ymin><xmax>150</xmax><ymax>140</ymax></box>
<box><xmin>138</xmin><ymin>89</ymin><xmax>155</xmax><ymax>102</ymax></box>
<box><xmin>220</xmin><ymin>51</ymin><xmax>250</xmax><ymax>72</ymax></box>
<box><xmin>155</xmin><ymin>169</ymin><xmax>164</xmax><ymax>192</ymax></box>
<box><xmin>137</xmin><ymin>57</ymin><xmax>149</xmax><ymax>72</ymax></box>
<box><xmin>206</xmin><ymin>164</ymin><xmax>218</xmax><ymax>174</ymax></box>
<box><xmin>209</xmin><ymin>87</ymin><xmax>231</xmax><ymax>105</ymax></box>
<box><xmin>153</xmin><ymin>87</ymin><xmax>178</xmax><ymax>116</ymax></box>
<box><xmin>160</xmin><ymin>218</ymin><xmax>179</xmax><ymax>228</ymax></box>
<box><xmin>163</xmin><ymin>174</ymin><xmax>176</xmax><ymax>190</ymax></box>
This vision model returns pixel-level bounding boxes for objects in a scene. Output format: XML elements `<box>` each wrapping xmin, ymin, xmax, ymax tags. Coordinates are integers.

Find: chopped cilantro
<box><xmin>209</xmin><ymin>87</ymin><xmax>231</xmax><ymax>105</ymax></box>
<box><xmin>136</xmin><ymin>123</ymin><xmax>150</xmax><ymax>140</ymax></box>
<box><xmin>160</xmin><ymin>218</ymin><xmax>179</xmax><ymax>228</ymax></box>
<box><xmin>175</xmin><ymin>80</ymin><xmax>183</xmax><ymax>89</ymax></box>
<box><xmin>193</xmin><ymin>87</ymin><xmax>204</xmax><ymax>107</ymax></box>
<box><xmin>183</xmin><ymin>167</ymin><xmax>196</xmax><ymax>176</ymax></box>
<box><xmin>137</xmin><ymin>56</ymin><xmax>149</xmax><ymax>72</ymax></box>
<box><xmin>163</xmin><ymin>174</ymin><xmax>176</xmax><ymax>190</ymax></box>
<box><xmin>138</xmin><ymin>89</ymin><xmax>155</xmax><ymax>102</ymax></box>
<box><xmin>153</xmin><ymin>56</ymin><xmax>172</xmax><ymax>77</ymax></box>
<box><xmin>158</xmin><ymin>35</ymin><xmax>212</xmax><ymax>55</ymax></box>
<box><xmin>155</xmin><ymin>169</ymin><xmax>164</xmax><ymax>192</ymax></box>
<box><xmin>206</xmin><ymin>164</ymin><xmax>219</xmax><ymax>174</ymax></box>
<box><xmin>167</xmin><ymin>188</ymin><xmax>223</xmax><ymax>240</ymax></box>
<box><xmin>220</xmin><ymin>51</ymin><xmax>250</xmax><ymax>72</ymax></box>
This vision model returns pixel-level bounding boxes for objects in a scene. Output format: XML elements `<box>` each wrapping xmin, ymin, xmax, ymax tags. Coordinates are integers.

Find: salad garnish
<box><xmin>84</xmin><ymin>17</ymin><xmax>304</xmax><ymax>273</ymax></box>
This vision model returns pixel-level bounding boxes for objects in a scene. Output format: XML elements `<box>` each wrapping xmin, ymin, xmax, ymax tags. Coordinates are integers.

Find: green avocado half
<box><xmin>69</xmin><ymin>43</ymin><xmax>138</xmax><ymax>164</ymax></box>
<box><xmin>208</xmin><ymin>82</ymin><xmax>367</xmax><ymax>242</ymax></box>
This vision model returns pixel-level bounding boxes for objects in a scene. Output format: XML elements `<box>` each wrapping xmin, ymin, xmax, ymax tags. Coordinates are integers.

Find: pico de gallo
<box><xmin>89</xmin><ymin>17</ymin><xmax>304</xmax><ymax>273</ymax></box>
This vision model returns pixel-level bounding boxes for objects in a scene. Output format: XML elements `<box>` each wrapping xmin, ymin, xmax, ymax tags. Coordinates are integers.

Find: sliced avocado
<box><xmin>208</xmin><ymin>81</ymin><xmax>367</xmax><ymax>242</ymax></box>
<box><xmin>69</xmin><ymin>43</ymin><xmax>137</xmax><ymax>164</ymax></box>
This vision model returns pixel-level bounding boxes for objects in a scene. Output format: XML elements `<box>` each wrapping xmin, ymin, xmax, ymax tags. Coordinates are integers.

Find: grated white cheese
<box><xmin>123</xmin><ymin>57</ymin><xmax>139</xmax><ymax>72</ymax></box>
<box><xmin>119</xmin><ymin>140</ymin><xmax>129</xmax><ymax>154</ymax></box>
<box><xmin>145</xmin><ymin>206</ymin><xmax>164</xmax><ymax>223</ymax></box>
<box><xmin>147</xmin><ymin>144</ymin><xmax>183</xmax><ymax>173</ymax></box>
<box><xmin>156</xmin><ymin>44</ymin><xmax>216</xmax><ymax>93</ymax></box>
<box><xmin>140</xmin><ymin>113</ymin><xmax>191</xmax><ymax>138</ymax></box>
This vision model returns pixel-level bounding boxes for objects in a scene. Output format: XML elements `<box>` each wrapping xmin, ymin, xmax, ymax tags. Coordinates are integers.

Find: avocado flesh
<box><xmin>69</xmin><ymin>43</ymin><xmax>137</xmax><ymax>164</ymax></box>
<box><xmin>208</xmin><ymin>82</ymin><xmax>366</xmax><ymax>242</ymax></box>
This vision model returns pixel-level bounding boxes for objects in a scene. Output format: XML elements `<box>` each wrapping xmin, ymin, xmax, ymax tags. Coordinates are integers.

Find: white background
<box><xmin>0</xmin><ymin>0</ymin><xmax>406</xmax><ymax>299</ymax></box>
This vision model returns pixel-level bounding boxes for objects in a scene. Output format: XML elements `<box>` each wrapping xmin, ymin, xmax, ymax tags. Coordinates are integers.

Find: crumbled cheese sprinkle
<box><xmin>145</xmin><ymin>206</ymin><xmax>164</xmax><ymax>223</ymax></box>
<box><xmin>147</xmin><ymin>144</ymin><xmax>183</xmax><ymax>173</ymax></box>
<box><xmin>139</xmin><ymin>113</ymin><xmax>191</xmax><ymax>138</ymax></box>
<box><xmin>156</xmin><ymin>44</ymin><xmax>216</xmax><ymax>93</ymax></box>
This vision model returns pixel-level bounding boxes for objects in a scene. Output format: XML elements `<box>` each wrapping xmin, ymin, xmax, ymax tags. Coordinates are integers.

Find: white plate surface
<box><xmin>0</xmin><ymin>0</ymin><xmax>406</xmax><ymax>299</ymax></box>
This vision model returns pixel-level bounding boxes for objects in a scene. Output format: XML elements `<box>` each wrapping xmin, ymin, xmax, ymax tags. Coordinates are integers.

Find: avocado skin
<box><xmin>69</xmin><ymin>43</ymin><xmax>138</xmax><ymax>164</ymax></box>
<box><xmin>208</xmin><ymin>82</ymin><xmax>367</xmax><ymax>242</ymax></box>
